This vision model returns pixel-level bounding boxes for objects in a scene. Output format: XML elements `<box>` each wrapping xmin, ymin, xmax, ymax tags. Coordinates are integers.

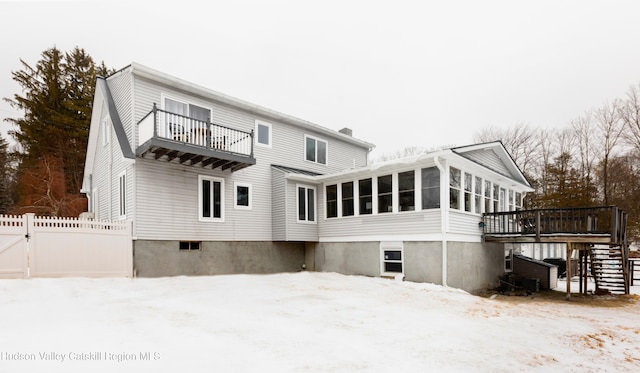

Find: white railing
<box><xmin>139</xmin><ymin>105</ymin><xmax>254</xmax><ymax>157</ymax></box>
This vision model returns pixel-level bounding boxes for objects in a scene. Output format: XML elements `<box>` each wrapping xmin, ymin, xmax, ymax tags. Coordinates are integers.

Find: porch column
<box><xmin>566</xmin><ymin>242</ymin><xmax>573</xmax><ymax>301</ymax></box>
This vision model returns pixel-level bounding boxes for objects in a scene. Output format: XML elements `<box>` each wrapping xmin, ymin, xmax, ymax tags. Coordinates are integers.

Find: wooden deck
<box><xmin>482</xmin><ymin>206</ymin><xmax>630</xmax><ymax>296</ymax></box>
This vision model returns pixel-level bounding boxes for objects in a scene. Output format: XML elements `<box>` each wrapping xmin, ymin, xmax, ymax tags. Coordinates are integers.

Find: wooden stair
<box><xmin>590</xmin><ymin>246</ymin><xmax>629</xmax><ymax>294</ymax></box>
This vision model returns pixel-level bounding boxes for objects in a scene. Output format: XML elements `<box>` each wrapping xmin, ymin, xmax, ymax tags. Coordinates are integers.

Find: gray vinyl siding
<box><xmin>93</xmin><ymin>101</ymin><xmax>111</xmax><ymax>221</ymax></box>
<box><xmin>106</xmin><ymin>71</ymin><xmax>133</xmax><ymax>144</ymax></box>
<box><xmin>135</xmin><ymin>159</ymin><xmax>273</xmax><ymax>241</ymax></box>
<box><xmin>319</xmin><ymin>210</ymin><xmax>442</xmax><ymax>240</ymax></box>
<box><xmin>130</xmin><ymin>73</ymin><xmax>369</xmax><ymax>171</ymax></box>
<box><xmin>271</xmin><ymin>169</ymin><xmax>287</xmax><ymax>241</ymax></box>
<box><xmin>460</xmin><ymin>149</ymin><xmax>511</xmax><ymax>177</ymax></box>
<box><xmin>448</xmin><ymin>210</ymin><xmax>483</xmax><ymax>236</ymax></box>
<box><xmin>285</xmin><ymin>179</ymin><xmax>319</xmax><ymax>242</ymax></box>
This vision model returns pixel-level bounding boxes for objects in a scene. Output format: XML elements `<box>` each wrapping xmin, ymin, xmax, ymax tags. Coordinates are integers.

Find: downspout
<box><xmin>434</xmin><ymin>156</ymin><xmax>447</xmax><ymax>287</ymax></box>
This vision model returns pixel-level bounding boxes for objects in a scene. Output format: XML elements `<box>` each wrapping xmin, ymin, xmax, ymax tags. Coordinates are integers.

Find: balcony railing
<box><xmin>482</xmin><ymin>206</ymin><xmax>627</xmax><ymax>244</ymax></box>
<box><xmin>138</xmin><ymin>104</ymin><xmax>254</xmax><ymax>158</ymax></box>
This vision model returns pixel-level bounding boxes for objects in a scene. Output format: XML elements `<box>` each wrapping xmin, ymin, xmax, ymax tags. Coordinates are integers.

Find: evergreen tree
<box><xmin>3</xmin><ymin>46</ymin><xmax>112</xmax><ymax>216</ymax></box>
<box><xmin>0</xmin><ymin>135</ymin><xmax>13</xmax><ymax>214</ymax></box>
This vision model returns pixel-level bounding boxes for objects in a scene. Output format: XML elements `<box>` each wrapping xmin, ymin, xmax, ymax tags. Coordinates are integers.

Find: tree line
<box><xmin>474</xmin><ymin>84</ymin><xmax>640</xmax><ymax>245</ymax></box>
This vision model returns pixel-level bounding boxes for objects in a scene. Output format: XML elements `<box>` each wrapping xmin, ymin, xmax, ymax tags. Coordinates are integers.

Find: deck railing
<box><xmin>482</xmin><ymin>206</ymin><xmax>626</xmax><ymax>243</ymax></box>
<box><xmin>138</xmin><ymin>104</ymin><xmax>254</xmax><ymax>157</ymax></box>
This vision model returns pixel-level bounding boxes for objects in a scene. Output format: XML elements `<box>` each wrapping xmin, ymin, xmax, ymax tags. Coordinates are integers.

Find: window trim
<box><xmin>234</xmin><ymin>182</ymin><xmax>252</xmax><ymax>210</ymax></box>
<box><xmin>255</xmin><ymin>119</ymin><xmax>272</xmax><ymax>148</ymax></box>
<box><xmin>296</xmin><ymin>184</ymin><xmax>317</xmax><ymax>224</ymax></box>
<box><xmin>117</xmin><ymin>171</ymin><xmax>126</xmax><ymax>220</ymax></box>
<box><xmin>304</xmin><ymin>134</ymin><xmax>328</xmax><ymax>165</ymax></box>
<box><xmin>380</xmin><ymin>242</ymin><xmax>404</xmax><ymax>277</ymax></box>
<box><xmin>198</xmin><ymin>175</ymin><xmax>225</xmax><ymax>222</ymax></box>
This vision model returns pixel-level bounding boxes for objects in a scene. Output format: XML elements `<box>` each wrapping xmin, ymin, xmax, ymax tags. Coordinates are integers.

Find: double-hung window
<box><xmin>326</xmin><ymin>185</ymin><xmax>338</xmax><ymax>218</ymax></box>
<box><xmin>474</xmin><ymin>177</ymin><xmax>483</xmax><ymax>214</ymax></box>
<box><xmin>377</xmin><ymin>174</ymin><xmax>393</xmax><ymax>213</ymax></box>
<box><xmin>464</xmin><ymin>172</ymin><xmax>472</xmax><ymax>212</ymax></box>
<box><xmin>199</xmin><ymin>175</ymin><xmax>224</xmax><ymax>221</ymax></box>
<box><xmin>421</xmin><ymin>167</ymin><xmax>440</xmax><ymax>209</ymax></box>
<box><xmin>297</xmin><ymin>185</ymin><xmax>316</xmax><ymax>222</ymax></box>
<box><xmin>449</xmin><ymin>167</ymin><xmax>461</xmax><ymax>210</ymax></box>
<box><xmin>305</xmin><ymin>135</ymin><xmax>327</xmax><ymax>165</ymax></box>
<box><xmin>359</xmin><ymin>178</ymin><xmax>373</xmax><ymax>215</ymax></box>
<box><xmin>341</xmin><ymin>182</ymin><xmax>355</xmax><ymax>217</ymax></box>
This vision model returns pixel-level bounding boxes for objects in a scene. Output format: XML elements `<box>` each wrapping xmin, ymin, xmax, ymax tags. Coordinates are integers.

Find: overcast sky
<box><xmin>1</xmin><ymin>0</ymin><xmax>640</xmax><ymax>158</ymax></box>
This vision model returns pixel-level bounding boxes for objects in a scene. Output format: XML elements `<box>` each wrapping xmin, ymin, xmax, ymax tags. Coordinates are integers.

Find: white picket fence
<box><xmin>0</xmin><ymin>213</ymin><xmax>132</xmax><ymax>278</ymax></box>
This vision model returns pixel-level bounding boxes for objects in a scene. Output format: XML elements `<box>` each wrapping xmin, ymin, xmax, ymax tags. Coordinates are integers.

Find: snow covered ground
<box><xmin>0</xmin><ymin>272</ymin><xmax>638</xmax><ymax>373</ymax></box>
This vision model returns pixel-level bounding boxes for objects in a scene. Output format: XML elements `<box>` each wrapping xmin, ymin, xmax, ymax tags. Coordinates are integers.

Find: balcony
<box><xmin>136</xmin><ymin>104</ymin><xmax>256</xmax><ymax>172</ymax></box>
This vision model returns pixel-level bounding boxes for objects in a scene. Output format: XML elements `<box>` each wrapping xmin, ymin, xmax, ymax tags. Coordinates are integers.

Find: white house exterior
<box><xmin>82</xmin><ymin>63</ymin><xmax>532</xmax><ymax>292</ymax></box>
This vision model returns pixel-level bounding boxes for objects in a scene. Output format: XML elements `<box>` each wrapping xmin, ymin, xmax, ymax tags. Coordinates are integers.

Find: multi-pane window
<box><xmin>297</xmin><ymin>185</ymin><xmax>316</xmax><ymax>222</ymax></box>
<box><xmin>464</xmin><ymin>172</ymin><xmax>472</xmax><ymax>212</ymax></box>
<box><xmin>484</xmin><ymin>181</ymin><xmax>492</xmax><ymax>213</ymax></box>
<box><xmin>493</xmin><ymin>184</ymin><xmax>500</xmax><ymax>212</ymax></box>
<box><xmin>118</xmin><ymin>172</ymin><xmax>126</xmax><ymax>219</ymax></box>
<box><xmin>508</xmin><ymin>190</ymin><xmax>514</xmax><ymax>211</ymax></box>
<box><xmin>377</xmin><ymin>174</ymin><xmax>393</xmax><ymax>213</ymax></box>
<box><xmin>421</xmin><ymin>167</ymin><xmax>440</xmax><ymax>209</ymax></box>
<box><xmin>326</xmin><ymin>185</ymin><xmax>338</xmax><ymax>218</ymax></box>
<box><xmin>474</xmin><ymin>177</ymin><xmax>483</xmax><ymax>214</ymax></box>
<box><xmin>341</xmin><ymin>182</ymin><xmax>354</xmax><ymax>217</ymax></box>
<box><xmin>305</xmin><ymin>135</ymin><xmax>327</xmax><ymax>165</ymax></box>
<box><xmin>449</xmin><ymin>167</ymin><xmax>461</xmax><ymax>210</ymax></box>
<box><xmin>359</xmin><ymin>178</ymin><xmax>373</xmax><ymax>215</ymax></box>
<box><xmin>398</xmin><ymin>171</ymin><xmax>415</xmax><ymax>212</ymax></box>
<box><xmin>199</xmin><ymin>175</ymin><xmax>224</xmax><ymax>221</ymax></box>
<box><xmin>234</xmin><ymin>182</ymin><xmax>251</xmax><ymax>210</ymax></box>
<box><xmin>255</xmin><ymin>120</ymin><xmax>272</xmax><ymax>147</ymax></box>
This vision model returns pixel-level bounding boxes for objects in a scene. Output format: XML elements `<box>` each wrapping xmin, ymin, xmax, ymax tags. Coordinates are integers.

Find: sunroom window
<box><xmin>398</xmin><ymin>171</ymin><xmax>415</xmax><ymax>212</ymax></box>
<box><xmin>359</xmin><ymin>178</ymin><xmax>373</xmax><ymax>215</ymax></box>
<box><xmin>421</xmin><ymin>167</ymin><xmax>440</xmax><ymax>209</ymax></box>
<box><xmin>464</xmin><ymin>172</ymin><xmax>472</xmax><ymax>212</ymax></box>
<box><xmin>342</xmin><ymin>182</ymin><xmax>354</xmax><ymax>217</ymax></box>
<box><xmin>326</xmin><ymin>184</ymin><xmax>338</xmax><ymax>218</ymax></box>
<box><xmin>449</xmin><ymin>167</ymin><xmax>461</xmax><ymax>210</ymax></box>
<box><xmin>377</xmin><ymin>174</ymin><xmax>393</xmax><ymax>213</ymax></box>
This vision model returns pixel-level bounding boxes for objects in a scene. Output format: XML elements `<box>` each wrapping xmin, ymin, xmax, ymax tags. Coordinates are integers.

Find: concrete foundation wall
<box><xmin>446</xmin><ymin>241</ymin><xmax>504</xmax><ymax>293</ymax></box>
<box><xmin>134</xmin><ymin>240</ymin><xmax>305</xmax><ymax>277</ymax></box>
<box><xmin>314</xmin><ymin>242</ymin><xmax>380</xmax><ymax>277</ymax></box>
<box><xmin>313</xmin><ymin>241</ymin><xmax>504</xmax><ymax>293</ymax></box>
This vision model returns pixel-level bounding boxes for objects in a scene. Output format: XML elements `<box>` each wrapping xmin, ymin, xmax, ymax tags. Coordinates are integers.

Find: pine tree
<box><xmin>3</xmin><ymin>46</ymin><xmax>112</xmax><ymax>216</ymax></box>
<box><xmin>0</xmin><ymin>135</ymin><xmax>13</xmax><ymax>214</ymax></box>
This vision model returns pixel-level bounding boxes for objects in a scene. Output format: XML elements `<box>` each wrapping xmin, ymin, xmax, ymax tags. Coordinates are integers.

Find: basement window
<box><xmin>180</xmin><ymin>241</ymin><xmax>201</xmax><ymax>251</ymax></box>
<box><xmin>380</xmin><ymin>242</ymin><xmax>404</xmax><ymax>276</ymax></box>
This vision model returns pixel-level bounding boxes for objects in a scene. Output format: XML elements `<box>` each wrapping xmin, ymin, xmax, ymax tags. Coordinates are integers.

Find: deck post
<box><xmin>535</xmin><ymin>210</ymin><xmax>541</xmax><ymax>241</ymax></box>
<box><xmin>566</xmin><ymin>242</ymin><xmax>573</xmax><ymax>301</ymax></box>
<box><xmin>582</xmin><ymin>249</ymin><xmax>589</xmax><ymax>295</ymax></box>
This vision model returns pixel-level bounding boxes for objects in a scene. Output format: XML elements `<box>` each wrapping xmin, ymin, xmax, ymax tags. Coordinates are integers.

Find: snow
<box><xmin>0</xmin><ymin>272</ymin><xmax>639</xmax><ymax>372</ymax></box>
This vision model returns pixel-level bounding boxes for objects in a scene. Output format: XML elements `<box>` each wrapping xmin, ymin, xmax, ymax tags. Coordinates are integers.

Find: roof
<box><xmin>271</xmin><ymin>165</ymin><xmax>323</xmax><ymax>176</ymax></box>
<box><xmin>121</xmin><ymin>63</ymin><xmax>375</xmax><ymax>151</ymax></box>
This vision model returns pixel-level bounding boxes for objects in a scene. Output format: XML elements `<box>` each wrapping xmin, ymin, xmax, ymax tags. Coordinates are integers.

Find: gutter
<box><xmin>434</xmin><ymin>156</ymin><xmax>447</xmax><ymax>287</ymax></box>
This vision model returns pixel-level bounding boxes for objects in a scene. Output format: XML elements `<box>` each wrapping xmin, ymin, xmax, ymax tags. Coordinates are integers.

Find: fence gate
<box><xmin>0</xmin><ymin>215</ymin><xmax>28</xmax><ymax>278</ymax></box>
<box><xmin>0</xmin><ymin>213</ymin><xmax>132</xmax><ymax>278</ymax></box>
